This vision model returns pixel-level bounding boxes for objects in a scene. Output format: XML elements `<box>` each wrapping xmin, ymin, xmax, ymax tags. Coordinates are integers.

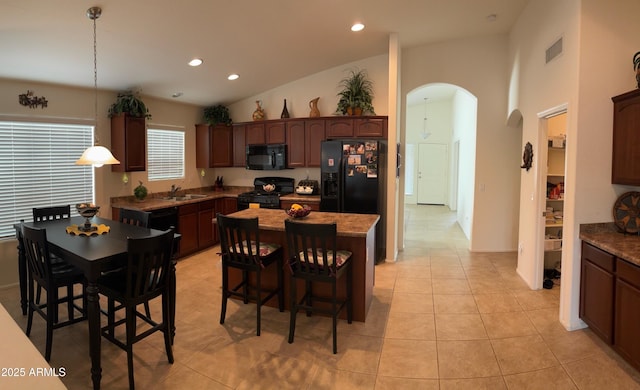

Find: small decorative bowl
<box><xmin>286</xmin><ymin>205</ymin><xmax>311</xmax><ymax>218</ymax></box>
<box><xmin>76</xmin><ymin>203</ymin><xmax>100</xmax><ymax>218</ymax></box>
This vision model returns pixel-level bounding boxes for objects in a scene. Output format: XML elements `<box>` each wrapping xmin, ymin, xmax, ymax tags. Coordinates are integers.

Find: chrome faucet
<box><xmin>169</xmin><ymin>184</ymin><xmax>181</xmax><ymax>198</ymax></box>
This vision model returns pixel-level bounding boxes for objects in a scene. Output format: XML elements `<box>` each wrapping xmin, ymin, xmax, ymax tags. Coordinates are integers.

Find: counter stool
<box><xmin>216</xmin><ymin>213</ymin><xmax>284</xmax><ymax>336</ymax></box>
<box><xmin>284</xmin><ymin>220</ymin><xmax>352</xmax><ymax>354</ymax></box>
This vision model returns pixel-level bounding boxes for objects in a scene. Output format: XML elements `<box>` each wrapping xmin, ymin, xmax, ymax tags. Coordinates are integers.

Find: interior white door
<box><xmin>417</xmin><ymin>143</ymin><xmax>447</xmax><ymax>205</ymax></box>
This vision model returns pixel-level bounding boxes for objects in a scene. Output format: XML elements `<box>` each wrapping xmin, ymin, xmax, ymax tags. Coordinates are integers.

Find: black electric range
<box><xmin>237</xmin><ymin>177</ymin><xmax>295</xmax><ymax>210</ymax></box>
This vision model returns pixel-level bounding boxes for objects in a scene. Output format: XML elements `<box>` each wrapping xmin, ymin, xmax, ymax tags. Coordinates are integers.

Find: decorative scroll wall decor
<box><xmin>18</xmin><ymin>90</ymin><xmax>48</xmax><ymax>109</ymax></box>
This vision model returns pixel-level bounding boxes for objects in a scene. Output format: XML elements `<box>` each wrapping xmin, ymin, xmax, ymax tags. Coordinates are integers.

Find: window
<box><xmin>147</xmin><ymin>128</ymin><xmax>184</xmax><ymax>181</ymax></box>
<box><xmin>0</xmin><ymin>121</ymin><xmax>93</xmax><ymax>238</ymax></box>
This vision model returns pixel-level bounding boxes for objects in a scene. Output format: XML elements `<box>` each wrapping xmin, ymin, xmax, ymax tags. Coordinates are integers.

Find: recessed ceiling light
<box><xmin>227</xmin><ymin>74</ymin><xmax>239</xmax><ymax>81</ymax></box>
<box><xmin>188</xmin><ymin>58</ymin><xmax>203</xmax><ymax>67</ymax></box>
<box><xmin>351</xmin><ymin>23</ymin><xmax>365</xmax><ymax>32</ymax></box>
<box><xmin>172</xmin><ymin>92</ymin><xmax>183</xmax><ymax>98</ymax></box>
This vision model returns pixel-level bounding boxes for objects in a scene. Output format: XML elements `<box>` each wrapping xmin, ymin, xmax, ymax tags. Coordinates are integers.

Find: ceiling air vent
<box><xmin>546</xmin><ymin>37</ymin><xmax>563</xmax><ymax>64</ymax></box>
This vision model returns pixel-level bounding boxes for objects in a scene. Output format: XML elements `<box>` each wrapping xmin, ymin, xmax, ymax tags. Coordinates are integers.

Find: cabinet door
<box><xmin>195</xmin><ymin>124</ymin><xmax>211</xmax><ymax>168</ymax></box>
<box><xmin>286</xmin><ymin>120</ymin><xmax>306</xmax><ymax>167</ymax></box>
<box><xmin>305</xmin><ymin>120</ymin><xmax>325</xmax><ymax>167</ymax></box>
<box><xmin>612</xmin><ymin>89</ymin><xmax>640</xmax><ymax>185</ymax></box>
<box><xmin>246</xmin><ymin>122</ymin><xmax>266</xmax><ymax>145</ymax></box>
<box><xmin>222</xmin><ymin>197</ymin><xmax>238</xmax><ymax>214</ymax></box>
<box><xmin>326</xmin><ymin>118</ymin><xmax>354</xmax><ymax>138</ymax></box>
<box><xmin>198</xmin><ymin>200</ymin><xmax>215</xmax><ymax>249</ymax></box>
<box><xmin>111</xmin><ymin>114</ymin><xmax>146</xmax><ymax>172</ymax></box>
<box><xmin>615</xmin><ymin>277</ymin><xmax>640</xmax><ymax>369</ymax></box>
<box><xmin>266</xmin><ymin>121</ymin><xmax>286</xmax><ymax>144</ymax></box>
<box><xmin>178</xmin><ymin>204</ymin><xmax>199</xmax><ymax>257</ymax></box>
<box><xmin>355</xmin><ymin>117</ymin><xmax>387</xmax><ymax>138</ymax></box>
<box><xmin>580</xmin><ymin>243</ymin><xmax>615</xmax><ymax>343</ymax></box>
<box><xmin>232</xmin><ymin>124</ymin><xmax>246</xmax><ymax>167</ymax></box>
<box><xmin>211</xmin><ymin>125</ymin><xmax>233</xmax><ymax>167</ymax></box>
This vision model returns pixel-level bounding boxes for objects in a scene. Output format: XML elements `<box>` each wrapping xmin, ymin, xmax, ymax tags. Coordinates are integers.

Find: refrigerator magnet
<box><xmin>328</xmin><ymin>158</ymin><xmax>334</xmax><ymax>167</ymax></box>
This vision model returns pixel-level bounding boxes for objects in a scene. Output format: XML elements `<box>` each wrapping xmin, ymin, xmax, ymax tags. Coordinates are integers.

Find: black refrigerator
<box><xmin>320</xmin><ymin>139</ymin><xmax>386</xmax><ymax>262</ymax></box>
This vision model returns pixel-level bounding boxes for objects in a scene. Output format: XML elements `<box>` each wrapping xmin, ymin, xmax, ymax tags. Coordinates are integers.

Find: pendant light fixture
<box><xmin>76</xmin><ymin>6</ymin><xmax>120</xmax><ymax>167</ymax></box>
<box><xmin>421</xmin><ymin>97</ymin><xmax>431</xmax><ymax>140</ymax></box>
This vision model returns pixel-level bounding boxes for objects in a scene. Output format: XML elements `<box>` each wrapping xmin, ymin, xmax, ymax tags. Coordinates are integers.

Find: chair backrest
<box><xmin>33</xmin><ymin>205</ymin><xmax>71</xmax><ymax>222</ymax></box>
<box><xmin>119</xmin><ymin>208</ymin><xmax>151</xmax><ymax>228</ymax></box>
<box><xmin>216</xmin><ymin>214</ymin><xmax>262</xmax><ymax>267</ymax></box>
<box><xmin>124</xmin><ymin>229</ymin><xmax>175</xmax><ymax>302</ymax></box>
<box><xmin>21</xmin><ymin>224</ymin><xmax>54</xmax><ymax>285</ymax></box>
<box><xmin>285</xmin><ymin>220</ymin><xmax>339</xmax><ymax>277</ymax></box>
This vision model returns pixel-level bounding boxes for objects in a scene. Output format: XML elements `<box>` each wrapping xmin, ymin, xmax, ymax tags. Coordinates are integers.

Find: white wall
<box><xmin>402</xmin><ymin>34</ymin><xmax>520</xmax><ymax>252</ymax></box>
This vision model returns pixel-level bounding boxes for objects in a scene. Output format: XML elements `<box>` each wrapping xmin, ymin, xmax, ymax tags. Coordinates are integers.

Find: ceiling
<box><xmin>0</xmin><ymin>0</ymin><xmax>528</xmax><ymax>107</ymax></box>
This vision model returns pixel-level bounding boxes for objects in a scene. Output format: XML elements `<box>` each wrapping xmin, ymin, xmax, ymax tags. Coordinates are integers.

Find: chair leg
<box><xmin>288</xmin><ymin>276</ymin><xmax>297</xmax><ymax>344</ymax></box>
<box><xmin>67</xmin><ymin>284</ymin><xmax>74</xmax><ymax>321</ymax></box>
<box><xmin>242</xmin><ymin>270</ymin><xmax>249</xmax><ymax>304</ymax></box>
<box><xmin>107</xmin><ymin>299</ymin><xmax>116</xmax><ymax>337</ymax></box>
<box><xmin>305</xmin><ymin>281</ymin><xmax>312</xmax><ymax>317</ymax></box>
<box><xmin>162</xmin><ymin>293</ymin><xmax>174</xmax><ymax>364</ymax></box>
<box><xmin>126</xmin><ymin>305</ymin><xmax>136</xmax><ymax>390</ymax></box>
<box><xmin>143</xmin><ymin>302</ymin><xmax>152</xmax><ymax>319</ymax></box>
<box><xmin>45</xmin><ymin>289</ymin><xmax>55</xmax><ymax>362</ymax></box>
<box><xmin>347</xmin><ymin>265</ymin><xmax>353</xmax><ymax>324</ymax></box>
<box><xmin>332</xmin><ymin>281</ymin><xmax>338</xmax><ymax>354</ymax></box>
<box><xmin>25</xmin><ymin>280</ymin><xmax>35</xmax><ymax>337</ymax></box>
<box><xmin>220</xmin><ymin>264</ymin><xmax>228</xmax><ymax>325</ymax></box>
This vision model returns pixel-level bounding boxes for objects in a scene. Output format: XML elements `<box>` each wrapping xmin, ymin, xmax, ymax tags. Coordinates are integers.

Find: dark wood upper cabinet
<box><xmin>232</xmin><ymin>124</ymin><xmax>246</xmax><ymax>167</ymax></box>
<box><xmin>245</xmin><ymin>122</ymin><xmax>266</xmax><ymax>145</ymax></box>
<box><xmin>286</xmin><ymin>120</ymin><xmax>306</xmax><ymax>167</ymax></box>
<box><xmin>325</xmin><ymin>118</ymin><xmax>354</xmax><ymax>138</ymax></box>
<box><xmin>110</xmin><ymin>113</ymin><xmax>146</xmax><ymax>172</ymax></box>
<box><xmin>195</xmin><ymin>124</ymin><xmax>233</xmax><ymax>168</ymax></box>
<box><xmin>305</xmin><ymin>119</ymin><xmax>325</xmax><ymax>167</ymax></box>
<box><xmin>355</xmin><ymin>117</ymin><xmax>387</xmax><ymax>138</ymax></box>
<box><xmin>612</xmin><ymin>89</ymin><xmax>640</xmax><ymax>185</ymax></box>
<box><xmin>266</xmin><ymin>121</ymin><xmax>286</xmax><ymax>144</ymax></box>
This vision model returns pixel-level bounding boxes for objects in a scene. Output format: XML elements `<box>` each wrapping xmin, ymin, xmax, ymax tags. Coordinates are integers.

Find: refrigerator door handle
<box><xmin>339</xmin><ymin>153</ymin><xmax>345</xmax><ymax>212</ymax></box>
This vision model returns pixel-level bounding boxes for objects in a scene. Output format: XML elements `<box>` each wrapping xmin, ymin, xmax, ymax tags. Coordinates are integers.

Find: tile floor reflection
<box><xmin>1</xmin><ymin>204</ymin><xmax>640</xmax><ymax>389</ymax></box>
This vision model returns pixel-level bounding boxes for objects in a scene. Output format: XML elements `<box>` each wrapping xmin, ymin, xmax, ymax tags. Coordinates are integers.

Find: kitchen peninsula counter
<box><xmin>579</xmin><ymin>223</ymin><xmax>640</xmax><ymax>266</ymax></box>
<box><xmin>226</xmin><ymin>208</ymin><xmax>380</xmax><ymax>321</ymax></box>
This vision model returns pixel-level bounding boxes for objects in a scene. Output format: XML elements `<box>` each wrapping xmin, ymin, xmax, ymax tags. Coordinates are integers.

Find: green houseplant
<box><xmin>203</xmin><ymin>104</ymin><xmax>232</xmax><ymax>126</ymax></box>
<box><xmin>108</xmin><ymin>91</ymin><xmax>152</xmax><ymax>119</ymax></box>
<box><xmin>336</xmin><ymin>68</ymin><xmax>375</xmax><ymax>115</ymax></box>
<box><xmin>133</xmin><ymin>181</ymin><xmax>148</xmax><ymax>201</ymax></box>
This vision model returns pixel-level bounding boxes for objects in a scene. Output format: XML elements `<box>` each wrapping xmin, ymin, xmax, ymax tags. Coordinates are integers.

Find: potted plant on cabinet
<box><xmin>108</xmin><ymin>90</ymin><xmax>152</xmax><ymax>119</ymax></box>
<box><xmin>336</xmin><ymin>68</ymin><xmax>376</xmax><ymax>115</ymax></box>
<box><xmin>203</xmin><ymin>104</ymin><xmax>232</xmax><ymax>126</ymax></box>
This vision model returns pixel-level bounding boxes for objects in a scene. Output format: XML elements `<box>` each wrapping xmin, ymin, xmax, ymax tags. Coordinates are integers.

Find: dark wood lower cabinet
<box><xmin>581</xmin><ymin>241</ymin><xmax>640</xmax><ymax>371</ymax></box>
<box><xmin>178</xmin><ymin>204</ymin><xmax>199</xmax><ymax>257</ymax></box>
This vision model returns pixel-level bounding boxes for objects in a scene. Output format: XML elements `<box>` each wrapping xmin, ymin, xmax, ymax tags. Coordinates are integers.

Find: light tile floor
<box><xmin>2</xmin><ymin>204</ymin><xmax>640</xmax><ymax>389</ymax></box>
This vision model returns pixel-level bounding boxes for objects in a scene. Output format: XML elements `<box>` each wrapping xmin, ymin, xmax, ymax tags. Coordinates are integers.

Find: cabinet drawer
<box><xmin>198</xmin><ymin>199</ymin><xmax>215</xmax><ymax>211</ymax></box>
<box><xmin>178</xmin><ymin>203</ymin><xmax>198</xmax><ymax>215</ymax></box>
<box><xmin>582</xmin><ymin>242</ymin><xmax>615</xmax><ymax>272</ymax></box>
<box><xmin>617</xmin><ymin>259</ymin><xmax>640</xmax><ymax>288</ymax></box>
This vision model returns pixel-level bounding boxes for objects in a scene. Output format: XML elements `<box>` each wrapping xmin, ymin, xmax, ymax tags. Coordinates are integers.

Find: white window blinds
<box><xmin>147</xmin><ymin>128</ymin><xmax>185</xmax><ymax>181</ymax></box>
<box><xmin>0</xmin><ymin>121</ymin><xmax>94</xmax><ymax>238</ymax></box>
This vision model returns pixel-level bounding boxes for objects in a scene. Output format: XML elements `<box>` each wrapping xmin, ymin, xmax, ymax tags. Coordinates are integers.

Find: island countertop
<box><xmin>228</xmin><ymin>208</ymin><xmax>379</xmax><ymax>238</ymax></box>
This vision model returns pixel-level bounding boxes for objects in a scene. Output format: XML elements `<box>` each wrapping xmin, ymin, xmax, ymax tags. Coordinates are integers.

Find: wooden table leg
<box><xmin>86</xmin><ymin>280</ymin><xmax>102</xmax><ymax>389</ymax></box>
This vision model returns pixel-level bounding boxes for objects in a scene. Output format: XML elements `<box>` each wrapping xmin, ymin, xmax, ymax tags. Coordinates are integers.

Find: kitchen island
<box><xmin>225</xmin><ymin>208</ymin><xmax>379</xmax><ymax>322</ymax></box>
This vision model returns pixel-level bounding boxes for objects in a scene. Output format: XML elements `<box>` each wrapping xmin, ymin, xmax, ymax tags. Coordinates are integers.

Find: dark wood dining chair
<box><xmin>32</xmin><ymin>205</ymin><xmax>71</xmax><ymax>222</ymax></box>
<box><xmin>31</xmin><ymin>205</ymin><xmax>73</xmax><ymax>318</ymax></box>
<box><xmin>216</xmin><ymin>213</ymin><xmax>284</xmax><ymax>336</ymax></box>
<box><xmin>21</xmin><ymin>224</ymin><xmax>87</xmax><ymax>362</ymax></box>
<box><xmin>98</xmin><ymin>228</ymin><xmax>175</xmax><ymax>390</ymax></box>
<box><xmin>119</xmin><ymin>208</ymin><xmax>151</xmax><ymax>228</ymax></box>
<box><xmin>284</xmin><ymin>220</ymin><xmax>353</xmax><ymax>354</ymax></box>
<box><xmin>117</xmin><ymin>207</ymin><xmax>152</xmax><ymax>318</ymax></box>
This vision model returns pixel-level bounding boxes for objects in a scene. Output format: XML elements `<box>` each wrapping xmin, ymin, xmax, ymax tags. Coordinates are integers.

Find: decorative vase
<box><xmin>281</xmin><ymin>99</ymin><xmax>290</xmax><ymax>119</ymax></box>
<box><xmin>309</xmin><ymin>97</ymin><xmax>320</xmax><ymax>117</ymax></box>
<box><xmin>252</xmin><ymin>100</ymin><xmax>265</xmax><ymax>121</ymax></box>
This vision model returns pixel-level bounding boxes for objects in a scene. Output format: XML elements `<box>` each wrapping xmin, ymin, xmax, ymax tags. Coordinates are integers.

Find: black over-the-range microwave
<box><xmin>246</xmin><ymin>143</ymin><xmax>287</xmax><ymax>170</ymax></box>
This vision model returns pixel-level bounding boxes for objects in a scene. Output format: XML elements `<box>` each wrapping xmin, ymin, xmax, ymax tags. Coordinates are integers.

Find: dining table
<box><xmin>14</xmin><ymin>216</ymin><xmax>179</xmax><ymax>390</ymax></box>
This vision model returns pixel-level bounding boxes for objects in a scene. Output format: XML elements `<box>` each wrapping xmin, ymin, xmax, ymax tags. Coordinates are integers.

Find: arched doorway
<box><xmin>404</xmin><ymin>83</ymin><xmax>478</xmax><ymax>243</ymax></box>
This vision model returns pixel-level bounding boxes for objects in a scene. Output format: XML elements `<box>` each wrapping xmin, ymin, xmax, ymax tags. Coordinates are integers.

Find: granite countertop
<box><xmin>580</xmin><ymin>223</ymin><xmax>640</xmax><ymax>266</ymax></box>
<box><xmin>229</xmin><ymin>208</ymin><xmax>379</xmax><ymax>238</ymax></box>
<box><xmin>111</xmin><ymin>187</ymin><xmax>250</xmax><ymax>212</ymax></box>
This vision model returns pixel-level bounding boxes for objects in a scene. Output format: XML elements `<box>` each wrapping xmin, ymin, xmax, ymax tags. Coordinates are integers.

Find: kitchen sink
<box><xmin>161</xmin><ymin>194</ymin><xmax>208</xmax><ymax>201</ymax></box>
